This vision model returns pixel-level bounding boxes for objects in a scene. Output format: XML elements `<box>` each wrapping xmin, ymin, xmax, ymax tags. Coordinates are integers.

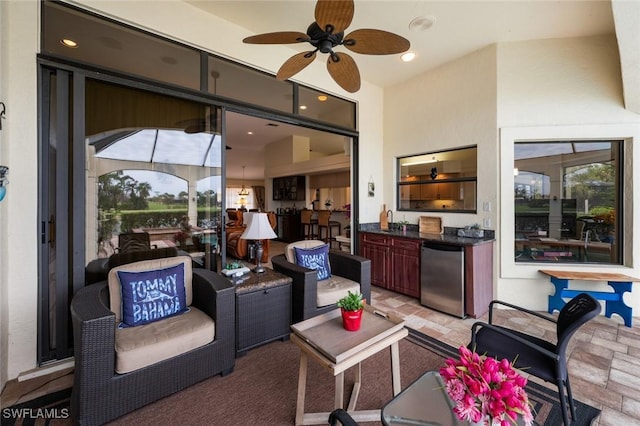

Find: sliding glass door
<box><xmin>39</xmin><ymin>68</ymin><xmax>224</xmax><ymax>363</ymax></box>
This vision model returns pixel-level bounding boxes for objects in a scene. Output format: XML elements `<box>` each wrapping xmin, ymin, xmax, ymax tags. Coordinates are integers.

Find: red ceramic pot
<box><xmin>341</xmin><ymin>307</ymin><xmax>363</xmax><ymax>331</ymax></box>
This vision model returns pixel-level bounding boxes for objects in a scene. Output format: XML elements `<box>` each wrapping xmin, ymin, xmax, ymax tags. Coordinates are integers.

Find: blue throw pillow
<box><xmin>117</xmin><ymin>263</ymin><xmax>187</xmax><ymax>327</ymax></box>
<box><xmin>294</xmin><ymin>244</ymin><xmax>331</xmax><ymax>281</ymax></box>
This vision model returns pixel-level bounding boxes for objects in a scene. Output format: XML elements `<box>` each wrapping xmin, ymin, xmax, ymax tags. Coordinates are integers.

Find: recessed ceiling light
<box><xmin>299</xmin><ymin>105</ymin><xmax>307</xmax><ymax>110</ymax></box>
<box><xmin>409</xmin><ymin>16</ymin><xmax>436</xmax><ymax>32</ymax></box>
<box><xmin>317</xmin><ymin>95</ymin><xmax>328</xmax><ymax>102</ymax></box>
<box><xmin>247</xmin><ymin>131</ymin><xmax>253</xmax><ymax>135</ymax></box>
<box><xmin>60</xmin><ymin>38</ymin><xmax>78</xmax><ymax>48</ymax></box>
<box><xmin>401</xmin><ymin>52</ymin><xmax>416</xmax><ymax>62</ymax></box>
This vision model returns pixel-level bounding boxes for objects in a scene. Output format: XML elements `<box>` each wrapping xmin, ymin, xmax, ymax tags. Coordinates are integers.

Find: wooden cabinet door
<box><xmin>390</xmin><ymin>237</ymin><xmax>421</xmax><ymax>298</ymax></box>
<box><xmin>360</xmin><ymin>233</ymin><xmax>390</xmax><ymax>289</ymax></box>
<box><xmin>421</xmin><ymin>183</ymin><xmax>438</xmax><ymax>200</ymax></box>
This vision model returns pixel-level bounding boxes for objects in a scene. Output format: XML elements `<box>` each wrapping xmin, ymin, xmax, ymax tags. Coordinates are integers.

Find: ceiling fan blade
<box><xmin>327</xmin><ymin>52</ymin><xmax>360</xmax><ymax>93</ymax></box>
<box><xmin>276</xmin><ymin>51</ymin><xmax>317</xmax><ymax>81</ymax></box>
<box><xmin>343</xmin><ymin>29</ymin><xmax>410</xmax><ymax>55</ymax></box>
<box><xmin>315</xmin><ymin>0</ymin><xmax>354</xmax><ymax>34</ymax></box>
<box><xmin>243</xmin><ymin>31</ymin><xmax>309</xmax><ymax>44</ymax></box>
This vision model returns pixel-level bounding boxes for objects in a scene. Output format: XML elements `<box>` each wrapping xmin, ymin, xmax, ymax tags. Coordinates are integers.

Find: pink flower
<box><xmin>440</xmin><ymin>346</ymin><xmax>534</xmax><ymax>426</ymax></box>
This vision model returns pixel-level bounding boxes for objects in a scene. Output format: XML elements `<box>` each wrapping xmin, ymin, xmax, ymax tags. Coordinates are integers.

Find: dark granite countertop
<box><xmin>359</xmin><ymin>225</ymin><xmax>495</xmax><ymax>247</ymax></box>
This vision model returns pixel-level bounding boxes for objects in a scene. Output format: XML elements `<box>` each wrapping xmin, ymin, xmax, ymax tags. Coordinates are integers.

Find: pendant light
<box><xmin>238</xmin><ymin>166</ymin><xmax>250</xmax><ymax>196</ymax></box>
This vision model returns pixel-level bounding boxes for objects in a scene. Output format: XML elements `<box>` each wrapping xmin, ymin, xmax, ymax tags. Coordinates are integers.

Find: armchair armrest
<box><xmin>470</xmin><ymin>321</ymin><xmax>560</xmax><ymax>361</ymax></box>
<box><xmin>192</xmin><ymin>268</ymin><xmax>235</xmax><ymax>346</ymax></box>
<box><xmin>328</xmin><ymin>250</ymin><xmax>371</xmax><ymax>303</ymax></box>
<box><xmin>488</xmin><ymin>299</ymin><xmax>557</xmax><ymax>325</ymax></box>
<box><xmin>71</xmin><ymin>283</ymin><xmax>118</xmax><ymax>382</ymax></box>
<box><xmin>191</xmin><ymin>268</ymin><xmax>235</xmax><ymax>320</ymax></box>
<box><xmin>271</xmin><ymin>254</ymin><xmax>319</xmax><ymax>321</ymax></box>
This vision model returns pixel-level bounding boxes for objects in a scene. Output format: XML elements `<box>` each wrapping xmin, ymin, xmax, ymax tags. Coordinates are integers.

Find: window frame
<box><xmin>513</xmin><ymin>140</ymin><xmax>622</xmax><ymax>265</ymax></box>
<box><xmin>396</xmin><ymin>146</ymin><xmax>478</xmax><ymax>213</ymax></box>
<box><xmin>500</xmin><ymin>125</ymin><xmax>636</xmax><ymax>280</ymax></box>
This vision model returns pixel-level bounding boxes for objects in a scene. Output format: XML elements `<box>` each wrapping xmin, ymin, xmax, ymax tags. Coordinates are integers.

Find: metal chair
<box><xmin>328</xmin><ymin>409</ymin><xmax>358</xmax><ymax>426</ymax></box>
<box><xmin>470</xmin><ymin>293</ymin><xmax>601</xmax><ymax>426</ymax></box>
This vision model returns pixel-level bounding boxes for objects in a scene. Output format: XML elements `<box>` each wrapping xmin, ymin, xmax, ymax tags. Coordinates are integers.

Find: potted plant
<box><xmin>397</xmin><ymin>220</ymin><xmax>410</xmax><ymax>234</ymax></box>
<box><xmin>336</xmin><ymin>291</ymin><xmax>365</xmax><ymax>331</ymax></box>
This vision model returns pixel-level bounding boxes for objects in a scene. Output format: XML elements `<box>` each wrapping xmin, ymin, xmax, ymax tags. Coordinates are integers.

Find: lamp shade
<box><xmin>240</xmin><ymin>213</ymin><xmax>277</xmax><ymax>240</ymax></box>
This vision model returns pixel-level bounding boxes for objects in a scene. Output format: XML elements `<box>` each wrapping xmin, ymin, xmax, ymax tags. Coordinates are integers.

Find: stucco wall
<box><xmin>0</xmin><ymin>0</ymin><xmax>7</xmax><ymax>391</ymax></box>
<box><xmin>383</xmin><ymin>45</ymin><xmax>498</xmax><ymax>231</ymax></box>
<box><xmin>496</xmin><ymin>35</ymin><xmax>640</xmax><ymax>310</ymax></box>
<box><xmin>383</xmin><ymin>33</ymin><xmax>640</xmax><ymax>313</ymax></box>
<box><xmin>0</xmin><ymin>0</ymin><xmax>384</xmax><ymax>381</ymax></box>
<box><xmin>1</xmin><ymin>0</ymin><xmax>40</xmax><ymax>385</ymax></box>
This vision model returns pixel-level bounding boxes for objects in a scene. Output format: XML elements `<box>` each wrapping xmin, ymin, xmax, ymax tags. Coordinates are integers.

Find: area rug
<box><xmin>2</xmin><ymin>329</ymin><xmax>600</xmax><ymax>426</ymax></box>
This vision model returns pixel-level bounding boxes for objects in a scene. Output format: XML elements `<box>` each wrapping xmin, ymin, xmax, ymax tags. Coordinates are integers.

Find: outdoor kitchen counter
<box><xmin>359</xmin><ymin>227</ymin><xmax>495</xmax><ymax>318</ymax></box>
<box><xmin>361</xmin><ymin>228</ymin><xmax>495</xmax><ymax>246</ymax></box>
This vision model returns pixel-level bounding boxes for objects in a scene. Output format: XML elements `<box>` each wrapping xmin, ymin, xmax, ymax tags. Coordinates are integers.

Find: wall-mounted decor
<box><xmin>0</xmin><ymin>166</ymin><xmax>9</xmax><ymax>202</ymax></box>
<box><xmin>368</xmin><ymin>179</ymin><xmax>375</xmax><ymax>197</ymax></box>
<box><xmin>0</xmin><ymin>102</ymin><xmax>6</xmax><ymax>130</ymax></box>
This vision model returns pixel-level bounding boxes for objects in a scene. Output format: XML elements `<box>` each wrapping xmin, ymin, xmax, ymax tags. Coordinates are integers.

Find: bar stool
<box><xmin>301</xmin><ymin>209</ymin><xmax>318</xmax><ymax>239</ymax></box>
<box><xmin>317</xmin><ymin>210</ymin><xmax>341</xmax><ymax>247</ymax></box>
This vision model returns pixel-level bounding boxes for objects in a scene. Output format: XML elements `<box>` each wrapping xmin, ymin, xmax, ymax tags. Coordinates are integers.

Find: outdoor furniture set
<box><xmin>73</xmin><ymin>235</ymin><xmax>604</xmax><ymax>426</ymax></box>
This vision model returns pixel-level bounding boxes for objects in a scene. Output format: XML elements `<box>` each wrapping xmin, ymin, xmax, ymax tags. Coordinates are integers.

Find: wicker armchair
<box><xmin>71</xmin><ymin>261</ymin><xmax>236</xmax><ymax>425</ymax></box>
<box><xmin>271</xmin><ymin>241</ymin><xmax>371</xmax><ymax>323</ymax></box>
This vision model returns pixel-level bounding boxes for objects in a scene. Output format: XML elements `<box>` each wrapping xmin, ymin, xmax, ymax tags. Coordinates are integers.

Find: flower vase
<box><xmin>402</xmin><ymin>225</ymin><xmax>407</xmax><ymax>234</ymax></box>
<box><xmin>341</xmin><ymin>307</ymin><xmax>363</xmax><ymax>331</ymax></box>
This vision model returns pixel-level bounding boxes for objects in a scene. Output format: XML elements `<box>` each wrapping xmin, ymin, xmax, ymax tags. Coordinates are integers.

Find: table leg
<box><xmin>347</xmin><ymin>363</ymin><xmax>362</xmax><ymax>411</ymax></box>
<box><xmin>548</xmin><ymin>277</ymin><xmax>569</xmax><ymax>314</ymax></box>
<box><xmin>296</xmin><ymin>352</ymin><xmax>308</xmax><ymax>426</ymax></box>
<box><xmin>607</xmin><ymin>281</ymin><xmax>633</xmax><ymax>327</ymax></box>
<box><xmin>335</xmin><ymin>372</ymin><xmax>345</xmax><ymax>409</ymax></box>
<box><xmin>390</xmin><ymin>341</ymin><xmax>402</xmax><ymax>396</ymax></box>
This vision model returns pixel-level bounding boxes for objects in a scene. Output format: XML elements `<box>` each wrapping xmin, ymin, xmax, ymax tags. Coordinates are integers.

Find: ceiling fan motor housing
<box><xmin>307</xmin><ymin>22</ymin><xmax>344</xmax><ymax>53</ymax></box>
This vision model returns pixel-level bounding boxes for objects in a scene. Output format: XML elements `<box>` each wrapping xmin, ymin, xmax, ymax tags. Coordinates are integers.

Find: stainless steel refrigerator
<box><xmin>420</xmin><ymin>242</ymin><xmax>465</xmax><ymax>318</ymax></box>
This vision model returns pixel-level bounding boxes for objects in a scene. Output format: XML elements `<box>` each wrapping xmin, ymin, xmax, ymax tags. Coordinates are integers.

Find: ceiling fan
<box><xmin>242</xmin><ymin>0</ymin><xmax>410</xmax><ymax>93</ymax></box>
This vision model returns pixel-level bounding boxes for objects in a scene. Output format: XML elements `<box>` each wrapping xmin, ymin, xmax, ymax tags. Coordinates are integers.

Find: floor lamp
<box><xmin>241</xmin><ymin>212</ymin><xmax>277</xmax><ymax>273</ymax></box>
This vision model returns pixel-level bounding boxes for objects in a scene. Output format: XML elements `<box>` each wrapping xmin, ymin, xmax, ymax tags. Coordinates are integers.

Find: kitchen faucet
<box><xmin>387</xmin><ymin>210</ymin><xmax>394</xmax><ymax>230</ymax></box>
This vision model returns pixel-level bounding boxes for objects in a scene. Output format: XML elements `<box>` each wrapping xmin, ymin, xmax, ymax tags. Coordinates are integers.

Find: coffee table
<box><xmin>381</xmin><ymin>371</ymin><xmax>465</xmax><ymax>426</ymax></box>
<box><xmin>382</xmin><ymin>371</ymin><xmax>534</xmax><ymax>426</ymax></box>
<box><xmin>290</xmin><ymin>305</ymin><xmax>407</xmax><ymax>425</ymax></box>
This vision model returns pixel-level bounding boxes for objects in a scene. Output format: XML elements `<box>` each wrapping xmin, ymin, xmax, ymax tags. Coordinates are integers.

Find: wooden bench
<box><xmin>540</xmin><ymin>269</ymin><xmax>640</xmax><ymax>327</ymax></box>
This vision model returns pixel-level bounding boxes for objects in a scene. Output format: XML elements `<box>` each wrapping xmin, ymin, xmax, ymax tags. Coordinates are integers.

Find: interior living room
<box><xmin>2</xmin><ymin>1</ymin><xmax>640</xmax><ymax>425</ymax></box>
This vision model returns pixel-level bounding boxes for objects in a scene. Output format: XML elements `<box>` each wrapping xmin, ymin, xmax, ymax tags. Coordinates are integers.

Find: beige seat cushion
<box><xmin>317</xmin><ymin>275</ymin><xmax>361</xmax><ymax>308</ymax></box>
<box><xmin>108</xmin><ymin>256</ymin><xmax>193</xmax><ymax>323</ymax></box>
<box><xmin>285</xmin><ymin>240</ymin><xmax>326</xmax><ymax>263</ymax></box>
<box><xmin>115</xmin><ymin>306</ymin><xmax>215</xmax><ymax>374</ymax></box>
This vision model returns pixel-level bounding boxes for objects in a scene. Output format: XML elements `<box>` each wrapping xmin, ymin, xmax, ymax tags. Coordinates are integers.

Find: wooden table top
<box><xmin>539</xmin><ymin>269</ymin><xmax>640</xmax><ymax>282</ymax></box>
<box><xmin>290</xmin><ymin>305</ymin><xmax>405</xmax><ymax>364</ymax></box>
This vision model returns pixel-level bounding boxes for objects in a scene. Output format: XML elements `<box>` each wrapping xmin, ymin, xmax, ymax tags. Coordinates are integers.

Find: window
<box><xmin>514</xmin><ymin>140</ymin><xmax>621</xmax><ymax>264</ymax></box>
<box><xmin>397</xmin><ymin>146</ymin><xmax>477</xmax><ymax>212</ymax></box>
